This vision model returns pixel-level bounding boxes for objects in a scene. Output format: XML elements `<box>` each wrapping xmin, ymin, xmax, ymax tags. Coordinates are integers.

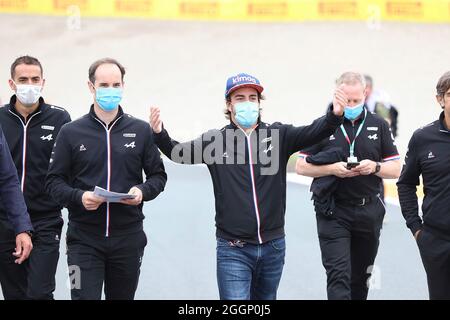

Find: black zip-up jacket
<box><xmin>0</xmin><ymin>125</ymin><xmax>33</xmax><ymax>234</ymax></box>
<box><xmin>397</xmin><ymin>112</ymin><xmax>450</xmax><ymax>239</ymax></box>
<box><xmin>154</xmin><ymin>107</ymin><xmax>343</xmax><ymax>244</ymax></box>
<box><xmin>45</xmin><ymin>106</ymin><xmax>167</xmax><ymax>237</ymax></box>
<box><xmin>0</xmin><ymin>95</ymin><xmax>71</xmax><ymax>221</ymax></box>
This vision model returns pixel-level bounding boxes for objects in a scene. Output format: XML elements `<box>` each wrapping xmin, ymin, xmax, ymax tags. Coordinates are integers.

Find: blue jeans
<box><xmin>216</xmin><ymin>237</ymin><xmax>286</xmax><ymax>300</ymax></box>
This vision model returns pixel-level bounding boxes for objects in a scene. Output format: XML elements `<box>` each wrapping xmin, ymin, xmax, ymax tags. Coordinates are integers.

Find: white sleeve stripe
<box><xmin>383</xmin><ymin>155</ymin><xmax>401</xmax><ymax>161</ymax></box>
<box><xmin>298</xmin><ymin>152</ymin><xmax>309</xmax><ymax>158</ymax></box>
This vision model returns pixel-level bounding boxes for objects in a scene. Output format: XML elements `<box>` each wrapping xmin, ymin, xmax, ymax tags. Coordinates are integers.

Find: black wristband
<box><xmin>374</xmin><ymin>162</ymin><xmax>381</xmax><ymax>174</ymax></box>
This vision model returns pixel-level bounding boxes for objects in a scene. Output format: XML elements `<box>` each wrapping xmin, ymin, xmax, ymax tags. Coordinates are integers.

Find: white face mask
<box><xmin>14</xmin><ymin>83</ymin><xmax>42</xmax><ymax>107</ymax></box>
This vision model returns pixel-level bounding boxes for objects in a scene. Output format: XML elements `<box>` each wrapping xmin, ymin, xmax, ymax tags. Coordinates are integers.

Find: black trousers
<box><xmin>0</xmin><ymin>215</ymin><xmax>63</xmax><ymax>300</ymax></box>
<box><xmin>417</xmin><ymin>228</ymin><xmax>450</xmax><ymax>300</ymax></box>
<box><xmin>316</xmin><ymin>197</ymin><xmax>385</xmax><ymax>300</ymax></box>
<box><xmin>66</xmin><ymin>225</ymin><xmax>147</xmax><ymax>300</ymax></box>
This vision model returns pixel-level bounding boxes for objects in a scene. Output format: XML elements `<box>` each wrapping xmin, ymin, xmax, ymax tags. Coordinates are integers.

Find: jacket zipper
<box><xmin>244</xmin><ymin>130</ymin><xmax>263</xmax><ymax>244</ymax></box>
<box><xmin>93</xmin><ymin>116</ymin><xmax>122</xmax><ymax>238</ymax></box>
<box><xmin>8</xmin><ymin>110</ymin><xmax>42</xmax><ymax>192</ymax></box>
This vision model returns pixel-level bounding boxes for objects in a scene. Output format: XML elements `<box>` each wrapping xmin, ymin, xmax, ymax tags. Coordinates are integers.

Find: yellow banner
<box><xmin>0</xmin><ymin>0</ymin><xmax>449</xmax><ymax>23</ymax></box>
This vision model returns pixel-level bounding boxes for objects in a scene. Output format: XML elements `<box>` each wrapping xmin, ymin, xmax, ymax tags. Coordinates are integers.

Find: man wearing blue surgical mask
<box><xmin>46</xmin><ymin>58</ymin><xmax>167</xmax><ymax>300</ymax></box>
<box><xmin>150</xmin><ymin>72</ymin><xmax>345</xmax><ymax>300</ymax></box>
<box><xmin>296</xmin><ymin>72</ymin><xmax>401</xmax><ymax>300</ymax></box>
<box><xmin>226</xmin><ymin>88</ymin><xmax>261</xmax><ymax>132</ymax></box>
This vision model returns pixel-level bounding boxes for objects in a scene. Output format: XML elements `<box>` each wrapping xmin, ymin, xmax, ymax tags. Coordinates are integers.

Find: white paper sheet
<box><xmin>93</xmin><ymin>186</ymin><xmax>136</xmax><ymax>203</ymax></box>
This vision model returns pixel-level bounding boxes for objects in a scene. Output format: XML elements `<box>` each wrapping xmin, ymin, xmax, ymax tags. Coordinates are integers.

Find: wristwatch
<box><xmin>374</xmin><ymin>162</ymin><xmax>381</xmax><ymax>174</ymax></box>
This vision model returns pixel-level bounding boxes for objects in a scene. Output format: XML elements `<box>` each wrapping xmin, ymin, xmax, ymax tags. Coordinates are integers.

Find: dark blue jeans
<box><xmin>216</xmin><ymin>237</ymin><xmax>285</xmax><ymax>300</ymax></box>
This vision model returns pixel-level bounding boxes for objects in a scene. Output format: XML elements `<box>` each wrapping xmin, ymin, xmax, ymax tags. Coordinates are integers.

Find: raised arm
<box><xmin>137</xmin><ymin>126</ymin><xmax>167</xmax><ymax>201</ymax></box>
<box><xmin>285</xmin><ymin>88</ymin><xmax>345</xmax><ymax>155</ymax></box>
<box><xmin>150</xmin><ymin>107</ymin><xmax>208</xmax><ymax>164</ymax></box>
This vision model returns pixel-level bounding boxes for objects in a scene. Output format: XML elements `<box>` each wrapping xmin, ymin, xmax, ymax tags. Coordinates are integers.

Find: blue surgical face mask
<box><xmin>344</xmin><ymin>102</ymin><xmax>364</xmax><ymax>121</ymax></box>
<box><xmin>234</xmin><ymin>101</ymin><xmax>260</xmax><ymax>128</ymax></box>
<box><xmin>95</xmin><ymin>87</ymin><xmax>123</xmax><ymax>112</ymax></box>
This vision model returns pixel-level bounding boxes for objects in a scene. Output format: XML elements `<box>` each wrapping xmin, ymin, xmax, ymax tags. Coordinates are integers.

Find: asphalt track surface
<box><xmin>1</xmin><ymin>161</ymin><xmax>428</xmax><ymax>300</ymax></box>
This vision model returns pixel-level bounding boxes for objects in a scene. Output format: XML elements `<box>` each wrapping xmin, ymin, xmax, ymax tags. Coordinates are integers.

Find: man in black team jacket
<box><xmin>0</xmin><ymin>124</ymin><xmax>34</xmax><ymax>299</ymax></box>
<box><xmin>46</xmin><ymin>58</ymin><xmax>167</xmax><ymax>300</ymax></box>
<box><xmin>0</xmin><ymin>56</ymin><xmax>70</xmax><ymax>300</ymax></box>
<box><xmin>397</xmin><ymin>71</ymin><xmax>450</xmax><ymax>300</ymax></box>
<box><xmin>150</xmin><ymin>73</ymin><xmax>345</xmax><ymax>300</ymax></box>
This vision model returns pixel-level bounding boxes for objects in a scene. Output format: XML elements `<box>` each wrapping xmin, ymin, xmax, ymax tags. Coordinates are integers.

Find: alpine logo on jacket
<box><xmin>125</xmin><ymin>141</ymin><xmax>136</xmax><ymax>149</ymax></box>
<box><xmin>40</xmin><ymin>134</ymin><xmax>53</xmax><ymax>141</ymax></box>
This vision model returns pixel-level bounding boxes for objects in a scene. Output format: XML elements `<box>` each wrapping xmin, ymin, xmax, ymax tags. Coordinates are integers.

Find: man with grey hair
<box><xmin>296</xmin><ymin>71</ymin><xmax>401</xmax><ymax>300</ymax></box>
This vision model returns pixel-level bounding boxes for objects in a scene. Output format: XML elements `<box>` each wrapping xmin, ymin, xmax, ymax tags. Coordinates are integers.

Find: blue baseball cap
<box><xmin>225</xmin><ymin>73</ymin><xmax>264</xmax><ymax>98</ymax></box>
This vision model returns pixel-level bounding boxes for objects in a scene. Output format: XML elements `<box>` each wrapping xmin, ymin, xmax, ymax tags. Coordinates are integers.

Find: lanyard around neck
<box><xmin>339</xmin><ymin>109</ymin><xmax>367</xmax><ymax>157</ymax></box>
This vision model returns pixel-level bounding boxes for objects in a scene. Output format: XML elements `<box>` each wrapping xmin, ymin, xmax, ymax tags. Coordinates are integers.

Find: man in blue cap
<box><xmin>150</xmin><ymin>73</ymin><xmax>346</xmax><ymax>300</ymax></box>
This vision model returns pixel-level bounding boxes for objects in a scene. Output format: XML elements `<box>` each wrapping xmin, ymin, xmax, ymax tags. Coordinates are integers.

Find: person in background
<box><xmin>364</xmin><ymin>75</ymin><xmax>399</xmax><ymax>138</ymax></box>
<box><xmin>364</xmin><ymin>74</ymin><xmax>400</xmax><ymax>204</ymax></box>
